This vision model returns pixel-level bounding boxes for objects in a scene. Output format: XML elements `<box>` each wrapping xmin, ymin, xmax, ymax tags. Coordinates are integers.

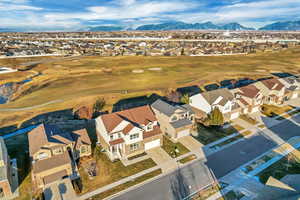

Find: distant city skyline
<box><xmin>1</xmin><ymin>0</ymin><xmax>300</xmax><ymax>31</ymax></box>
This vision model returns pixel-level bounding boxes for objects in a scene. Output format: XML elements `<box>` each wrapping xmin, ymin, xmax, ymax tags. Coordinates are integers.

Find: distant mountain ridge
<box><xmin>87</xmin><ymin>26</ymin><xmax>124</xmax><ymax>32</ymax></box>
<box><xmin>259</xmin><ymin>20</ymin><xmax>300</xmax><ymax>31</ymax></box>
<box><xmin>136</xmin><ymin>21</ymin><xmax>254</xmax><ymax>31</ymax></box>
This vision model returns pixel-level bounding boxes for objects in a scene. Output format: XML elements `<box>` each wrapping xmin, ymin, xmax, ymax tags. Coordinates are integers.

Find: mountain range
<box><xmin>87</xmin><ymin>20</ymin><xmax>300</xmax><ymax>32</ymax></box>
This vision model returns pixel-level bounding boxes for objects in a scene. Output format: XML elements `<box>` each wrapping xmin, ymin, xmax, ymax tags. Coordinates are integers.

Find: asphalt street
<box><xmin>112</xmin><ymin>161</ymin><xmax>214</xmax><ymax>200</ymax></box>
<box><xmin>112</xmin><ymin>118</ymin><xmax>300</xmax><ymax>200</ymax></box>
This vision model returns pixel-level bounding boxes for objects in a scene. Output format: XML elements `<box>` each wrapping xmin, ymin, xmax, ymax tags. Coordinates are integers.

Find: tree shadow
<box><xmin>170</xmin><ymin>168</ymin><xmax>190</xmax><ymax>200</ymax></box>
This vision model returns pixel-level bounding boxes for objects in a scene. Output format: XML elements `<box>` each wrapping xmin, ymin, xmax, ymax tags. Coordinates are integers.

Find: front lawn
<box><xmin>179</xmin><ymin>154</ymin><xmax>197</xmax><ymax>164</ymax></box>
<box><xmin>78</xmin><ymin>148</ymin><xmax>157</xmax><ymax>194</ymax></box>
<box><xmin>257</xmin><ymin>149</ymin><xmax>300</xmax><ymax>184</ymax></box>
<box><xmin>240</xmin><ymin>115</ymin><xmax>259</xmax><ymax>125</ymax></box>
<box><xmin>162</xmin><ymin>136</ymin><xmax>190</xmax><ymax>158</ymax></box>
<box><xmin>193</xmin><ymin>124</ymin><xmax>239</xmax><ymax>145</ymax></box>
<box><xmin>261</xmin><ymin>104</ymin><xmax>294</xmax><ymax>118</ymax></box>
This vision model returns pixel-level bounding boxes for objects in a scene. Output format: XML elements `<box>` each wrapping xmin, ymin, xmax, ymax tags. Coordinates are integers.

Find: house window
<box><xmin>53</xmin><ymin>148</ymin><xmax>63</xmax><ymax>155</ymax></box>
<box><xmin>110</xmin><ymin>135</ymin><xmax>114</xmax><ymax>140</ymax></box>
<box><xmin>81</xmin><ymin>146</ymin><xmax>86</xmax><ymax>154</ymax></box>
<box><xmin>130</xmin><ymin>133</ymin><xmax>139</xmax><ymax>140</ymax></box>
<box><xmin>171</xmin><ymin>115</ymin><xmax>177</xmax><ymax>122</ymax></box>
<box><xmin>130</xmin><ymin>143</ymin><xmax>139</xmax><ymax>151</ymax></box>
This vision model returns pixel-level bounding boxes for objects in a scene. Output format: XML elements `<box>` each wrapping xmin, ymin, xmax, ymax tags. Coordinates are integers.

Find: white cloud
<box><xmin>44</xmin><ymin>1</ymin><xmax>198</xmax><ymax>21</ymax></box>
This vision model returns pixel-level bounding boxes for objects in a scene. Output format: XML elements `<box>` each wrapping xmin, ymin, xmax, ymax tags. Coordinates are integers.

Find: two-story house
<box><xmin>278</xmin><ymin>76</ymin><xmax>300</xmax><ymax>100</ymax></box>
<box><xmin>231</xmin><ymin>84</ymin><xmax>264</xmax><ymax>114</ymax></box>
<box><xmin>95</xmin><ymin>105</ymin><xmax>163</xmax><ymax>161</ymax></box>
<box><xmin>189</xmin><ymin>88</ymin><xmax>240</xmax><ymax>122</ymax></box>
<box><xmin>0</xmin><ymin>138</ymin><xmax>13</xmax><ymax>199</ymax></box>
<box><xmin>28</xmin><ymin>124</ymin><xmax>91</xmax><ymax>189</ymax></box>
<box><xmin>254</xmin><ymin>78</ymin><xmax>286</xmax><ymax>105</ymax></box>
<box><xmin>151</xmin><ymin>99</ymin><xmax>195</xmax><ymax>141</ymax></box>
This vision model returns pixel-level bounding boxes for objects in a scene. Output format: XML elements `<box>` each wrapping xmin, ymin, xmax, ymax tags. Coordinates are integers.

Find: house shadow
<box><xmin>204</xmin><ymin>83</ymin><xmax>220</xmax><ymax>91</ymax></box>
<box><xmin>20</xmin><ymin>108</ymin><xmax>74</xmax><ymax>128</ymax></box>
<box><xmin>271</xmin><ymin>72</ymin><xmax>297</xmax><ymax>78</ymax></box>
<box><xmin>176</xmin><ymin>85</ymin><xmax>202</xmax><ymax>96</ymax></box>
<box><xmin>112</xmin><ymin>93</ymin><xmax>163</xmax><ymax>112</ymax></box>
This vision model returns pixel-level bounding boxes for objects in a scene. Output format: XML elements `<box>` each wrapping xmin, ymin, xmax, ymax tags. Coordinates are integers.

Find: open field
<box><xmin>1</xmin><ymin>48</ymin><xmax>300</xmax><ymax>128</ymax></box>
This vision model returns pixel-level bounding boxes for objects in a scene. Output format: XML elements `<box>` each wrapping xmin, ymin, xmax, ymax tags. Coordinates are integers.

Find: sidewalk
<box><xmin>78</xmin><ymin>166</ymin><xmax>161</xmax><ymax>200</ymax></box>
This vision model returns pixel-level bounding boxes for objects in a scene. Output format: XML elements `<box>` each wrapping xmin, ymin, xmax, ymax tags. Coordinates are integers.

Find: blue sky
<box><xmin>1</xmin><ymin>0</ymin><xmax>300</xmax><ymax>31</ymax></box>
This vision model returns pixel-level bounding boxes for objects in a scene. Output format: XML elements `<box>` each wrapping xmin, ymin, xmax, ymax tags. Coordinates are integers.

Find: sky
<box><xmin>1</xmin><ymin>0</ymin><xmax>300</xmax><ymax>31</ymax></box>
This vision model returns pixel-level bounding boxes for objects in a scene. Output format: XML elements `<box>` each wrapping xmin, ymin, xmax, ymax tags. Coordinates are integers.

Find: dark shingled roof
<box><xmin>151</xmin><ymin>99</ymin><xmax>194</xmax><ymax>117</ymax></box>
<box><xmin>170</xmin><ymin>119</ymin><xmax>192</xmax><ymax>129</ymax></box>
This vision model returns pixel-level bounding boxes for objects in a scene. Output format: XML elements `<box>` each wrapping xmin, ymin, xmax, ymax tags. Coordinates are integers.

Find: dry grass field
<box><xmin>1</xmin><ymin>47</ymin><xmax>300</xmax><ymax>128</ymax></box>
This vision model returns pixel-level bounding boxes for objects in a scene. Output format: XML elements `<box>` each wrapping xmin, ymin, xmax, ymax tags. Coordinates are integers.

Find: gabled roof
<box><xmin>72</xmin><ymin>129</ymin><xmax>92</xmax><ymax>150</ymax></box>
<box><xmin>261</xmin><ymin>78</ymin><xmax>285</xmax><ymax>91</ymax></box>
<box><xmin>32</xmin><ymin>151</ymin><xmax>71</xmax><ymax>174</ymax></box>
<box><xmin>99</xmin><ymin>105</ymin><xmax>157</xmax><ymax>134</ymax></box>
<box><xmin>28</xmin><ymin>124</ymin><xmax>74</xmax><ymax>157</ymax></box>
<box><xmin>151</xmin><ymin>99</ymin><xmax>194</xmax><ymax>117</ymax></box>
<box><xmin>238</xmin><ymin>84</ymin><xmax>261</xmax><ymax>98</ymax></box>
<box><xmin>201</xmin><ymin>88</ymin><xmax>234</xmax><ymax>106</ymax></box>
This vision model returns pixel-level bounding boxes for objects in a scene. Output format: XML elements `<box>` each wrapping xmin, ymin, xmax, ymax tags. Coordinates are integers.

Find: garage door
<box><xmin>292</xmin><ymin>93</ymin><xmax>298</xmax><ymax>99</ymax></box>
<box><xmin>177</xmin><ymin>129</ymin><xmax>190</xmax><ymax>138</ymax></box>
<box><xmin>145</xmin><ymin>139</ymin><xmax>160</xmax><ymax>150</ymax></box>
<box><xmin>230</xmin><ymin>112</ymin><xmax>239</xmax><ymax>120</ymax></box>
<box><xmin>251</xmin><ymin>106</ymin><xmax>260</xmax><ymax>113</ymax></box>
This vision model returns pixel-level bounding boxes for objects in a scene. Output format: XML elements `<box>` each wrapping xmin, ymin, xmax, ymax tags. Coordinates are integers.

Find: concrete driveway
<box><xmin>178</xmin><ymin>136</ymin><xmax>205</xmax><ymax>159</ymax></box>
<box><xmin>146</xmin><ymin>147</ymin><xmax>177</xmax><ymax>172</ymax></box>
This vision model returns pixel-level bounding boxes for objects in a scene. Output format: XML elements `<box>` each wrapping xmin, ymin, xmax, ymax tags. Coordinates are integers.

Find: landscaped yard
<box><xmin>240</xmin><ymin>114</ymin><xmax>259</xmax><ymax>125</ymax></box>
<box><xmin>179</xmin><ymin>154</ymin><xmax>197</xmax><ymax>164</ymax></box>
<box><xmin>261</xmin><ymin>104</ymin><xmax>294</xmax><ymax>118</ymax></box>
<box><xmin>78</xmin><ymin>148</ymin><xmax>157</xmax><ymax>194</ymax></box>
<box><xmin>257</xmin><ymin>149</ymin><xmax>300</xmax><ymax>184</ymax></box>
<box><xmin>192</xmin><ymin>184</ymin><xmax>221</xmax><ymax>200</ymax></box>
<box><xmin>90</xmin><ymin>169</ymin><xmax>162</xmax><ymax>200</ymax></box>
<box><xmin>162</xmin><ymin>136</ymin><xmax>190</xmax><ymax>158</ymax></box>
<box><xmin>193</xmin><ymin>124</ymin><xmax>240</xmax><ymax>145</ymax></box>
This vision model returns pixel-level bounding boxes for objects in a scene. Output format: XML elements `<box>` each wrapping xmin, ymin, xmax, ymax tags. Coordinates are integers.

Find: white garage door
<box><xmin>292</xmin><ymin>93</ymin><xmax>298</xmax><ymax>99</ymax></box>
<box><xmin>145</xmin><ymin>139</ymin><xmax>160</xmax><ymax>150</ymax></box>
<box><xmin>177</xmin><ymin>129</ymin><xmax>190</xmax><ymax>138</ymax></box>
<box><xmin>230</xmin><ymin>112</ymin><xmax>239</xmax><ymax>120</ymax></box>
<box><xmin>251</xmin><ymin>106</ymin><xmax>260</xmax><ymax>113</ymax></box>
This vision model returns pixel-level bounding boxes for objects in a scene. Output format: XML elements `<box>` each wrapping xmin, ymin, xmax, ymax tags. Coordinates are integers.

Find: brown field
<box><xmin>1</xmin><ymin>48</ymin><xmax>300</xmax><ymax>128</ymax></box>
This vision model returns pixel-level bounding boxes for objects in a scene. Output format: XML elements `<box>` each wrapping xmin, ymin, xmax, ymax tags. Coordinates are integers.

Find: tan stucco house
<box><xmin>231</xmin><ymin>84</ymin><xmax>264</xmax><ymax>114</ymax></box>
<box><xmin>28</xmin><ymin>124</ymin><xmax>91</xmax><ymax>189</ymax></box>
<box><xmin>95</xmin><ymin>105</ymin><xmax>163</xmax><ymax>161</ymax></box>
<box><xmin>254</xmin><ymin>78</ymin><xmax>287</xmax><ymax>105</ymax></box>
<box><xmin>278</xmin><ymin>76</ymin><xmax>300</xmax><ymax>100</ymax></box>
<box><xmin>151</xmin><ymin>99</ymin><xmax>195</xmax><ymax>141</ymax></box>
